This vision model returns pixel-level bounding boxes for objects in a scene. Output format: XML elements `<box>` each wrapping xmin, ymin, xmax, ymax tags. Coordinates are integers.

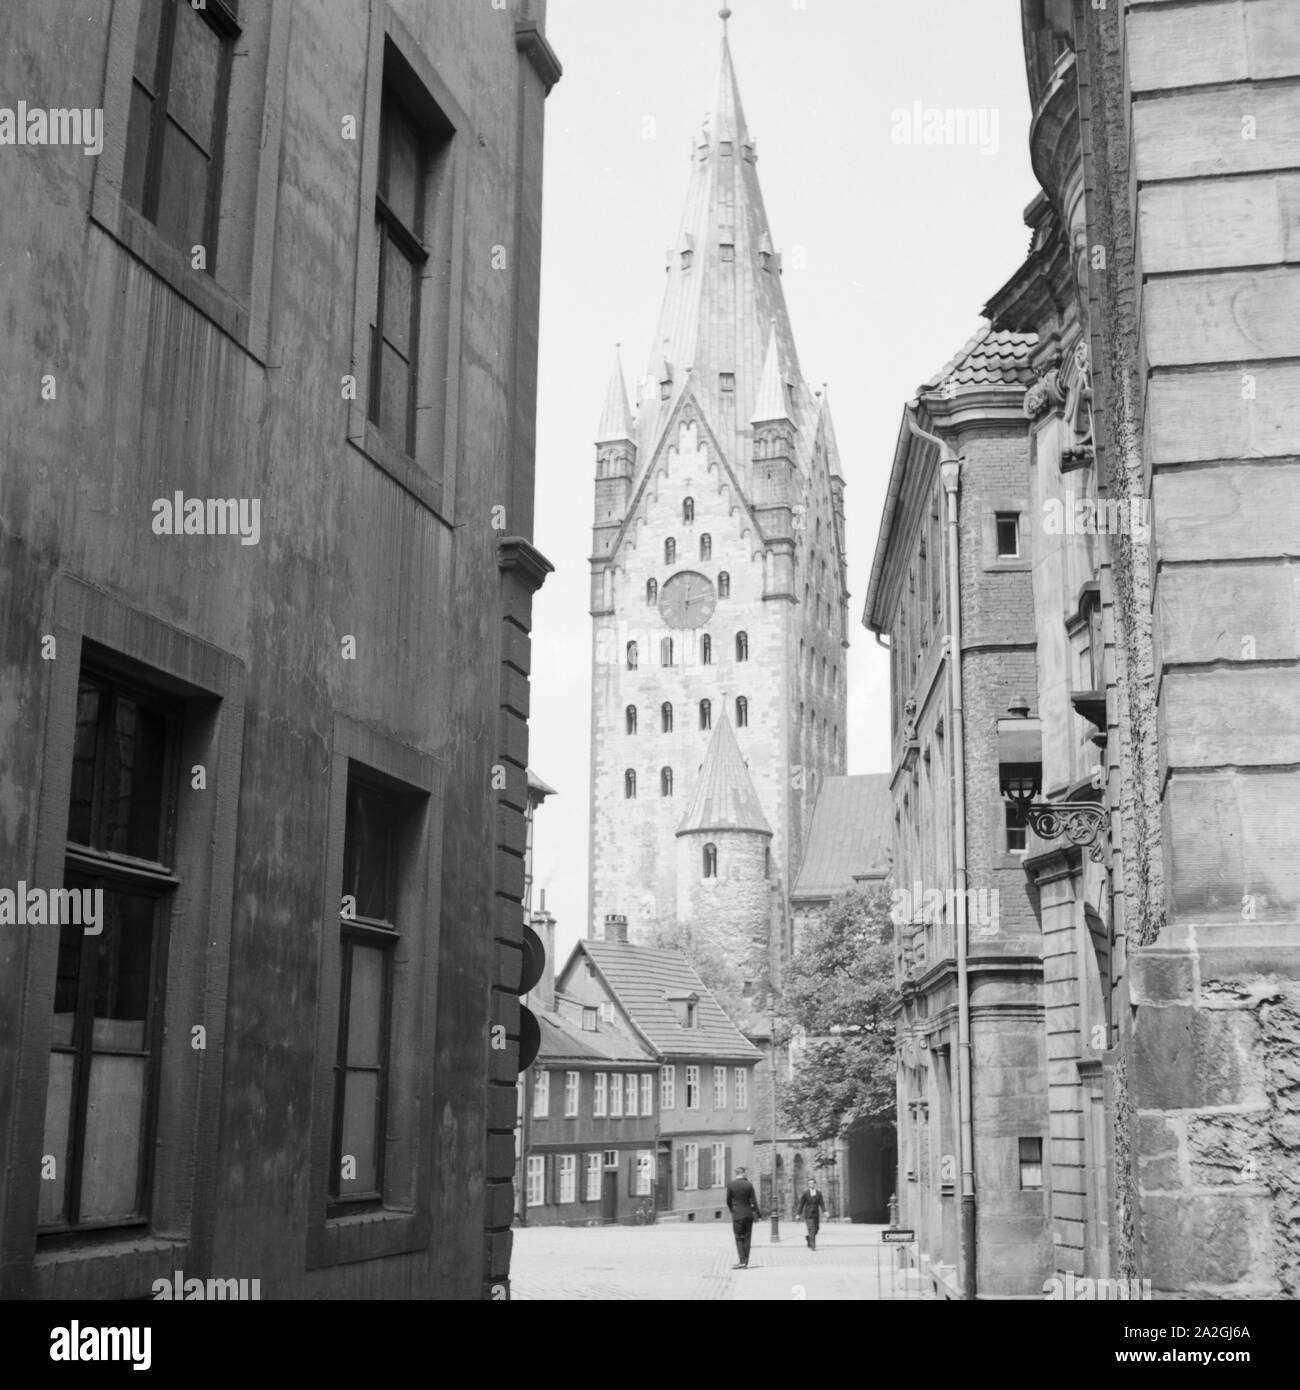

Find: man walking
<box><xmin>725</xmin><ymin>1165</ymin><xmax>762</xmax><ymax>1269</ymax></box>
<box><xmin>796</xmin><ymin>1179</ymin><xmax>826</xmax><ymax>1251</ymax></box>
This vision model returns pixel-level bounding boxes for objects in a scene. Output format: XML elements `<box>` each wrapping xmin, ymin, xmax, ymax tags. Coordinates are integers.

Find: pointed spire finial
<box><xmin>719</xmin><ymin>5</ymin><xmax>732</xmax><ymax>28</ymax></box>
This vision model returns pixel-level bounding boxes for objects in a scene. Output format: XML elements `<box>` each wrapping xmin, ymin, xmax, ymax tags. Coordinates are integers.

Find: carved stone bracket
<box><xmin>1023</xmin><ymin>801</ymin><xmax>1110</xmax><ymax>862</ymax></box>
<box><xmin>1023</xmin><ymin>365</ymin><xmax>1065</xmax><ymax>420</ymax></box>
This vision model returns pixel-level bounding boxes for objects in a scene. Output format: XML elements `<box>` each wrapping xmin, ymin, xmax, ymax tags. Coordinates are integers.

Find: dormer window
<box><xmin>720</xmin><ymin>243</ymin><xmax>735</xmax><ymax>262</ymax></box>
<box><xmin>681</xmin><ymin>249</ymin><xmax>693</xmax><ymax>269</ymax></box>
<box><xmin>719</xmin><ymin>140</ymin><xmax>733</xmax><ymax>156</ymax></box>
<box><xmin>582</xmin><ymin>1007</ymin><xmax>598</xmax><ymax>1031</ymax></box>
<box><xmin>720</xmin><ymin>373</ymin><xmax>735</xmax><ymax>393</ymax></box>
<box><xmin>686</xmin><ymin>1001</ymin><xmax>698</xmax><ymax>1027</ymax></box>
<box><xmin>669</xmin><ymin>990</ymin><xmax>701</xmax><ymax>1027</ymax></box>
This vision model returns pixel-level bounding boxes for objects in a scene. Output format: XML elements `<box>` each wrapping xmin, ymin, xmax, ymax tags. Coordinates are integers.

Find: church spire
<box><xmin>633</xmin><ymin>24</ymin><xmax>808</xmax><ymax>488</ymax></box>
<box><xmin>594</xmin><ymin>346</ymin><xmax>633</xmax><ymax>444</ymax></box>
<box><xmin>676</xmin><ymin>715</ymin><xmax>772</xmax><ymax>837</ymax></box>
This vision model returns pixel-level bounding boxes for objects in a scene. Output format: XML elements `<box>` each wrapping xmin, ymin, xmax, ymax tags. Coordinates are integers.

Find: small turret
<box><xmin>751</xmin><ymin>325</ymin><xmax>797</xmax><ymax>600</ymax></box>
<box><xmin>592</xmin><ymin>348</ymin><xmax>635</xmax><ymax>563</ymax></box>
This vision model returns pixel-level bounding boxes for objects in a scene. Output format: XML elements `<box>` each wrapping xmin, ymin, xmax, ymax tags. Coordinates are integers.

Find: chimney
<box><xmin>529</xmin><ymin>895</ymin><xmax>557</xmax><ymax>1011</ymax></box>
<box><xmin>604</xmin><ymin>913</ymin><xmax>629</xmax><ymax>944</ymax></box>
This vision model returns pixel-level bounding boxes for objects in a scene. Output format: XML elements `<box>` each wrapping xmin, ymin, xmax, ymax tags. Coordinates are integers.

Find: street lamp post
<box><xmin>770</xmin><ymin>994</ymin><xmax>780</xmax><ymax>1242</ymax></box>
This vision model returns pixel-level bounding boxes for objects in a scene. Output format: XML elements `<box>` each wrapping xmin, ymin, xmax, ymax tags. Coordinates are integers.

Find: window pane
<box><xmin>39</xmin><ymin>1053</ymin><xmax>74</xmax><ymax>1225</ymax></box>
<box><xmin>122</xmin><ymin>84</ymin><xmax>155</xmax><ymax>216</ymax></box>
<box><xmin>167</xmin><ymin>3</ymin><xmax>221</xmax><ymax>152</ymax></box>
<box><xmin>133</xmin><ymin>0</ymin><xmax>165</xmax><ymax>91</ymax></box>
<box><xmin>89</xmin><ymin>891</ymin><xmax>156</xmax><ymax>1052</ymax></box>
<box><xmin>156</xmin><ymin>121</ymin><xmax>210</xmax><ymax>253</ymax></box>
<box><xmin>344</xmin><ymin>782</ymin><xmax>394</xmax><ymax>922</ymax></box>
<box><xmin>383</xmin><ymin>103</ymin><xmax>421</xmax><ymax>232</ymax></box>
<box><xmin>345</xmin><ymin>943</ymin><xmax>384</xmax><ymax>1067</ymax></box>
<box><xmin>67</xmin><ymin>680</ymin><xmax>102</xmax><ymax>846</ymax></box>
<box><xmin>340</xmin><ymin>1070</ymin><xmax>379</xmax><ymax>1194</ymax></box>
<box><xmin>383</xmin><ymin>245</ymin><xmax>415</xmax><ymax>357</ymax></box>
<box><xmin>78</xmin><ymin>1053</ymin><xmax>147</xmax><ymax>1221</ymax></box>
<box><xmin>380</xmin><ymin>341</ymin><xmax>412</xmax><ymax>451</ymax></box>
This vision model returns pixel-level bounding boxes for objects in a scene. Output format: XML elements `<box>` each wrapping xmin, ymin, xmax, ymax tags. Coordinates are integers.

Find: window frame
<box><xmin>525</xmin><ymin>1155</ymin><xmax>545</xmax><ymax>1207</ymax></box>
<box><xmin>735</xmin><ymin>1067</ymin><xmax>748</xmax><ymax>1110</ymax></box>
<box><xmin>713</xmin><ymin>1066</ymin><xmax>727</xmax><ymax>1111</ymax></box>
<box><xmin>584</xmin><ymin>1152</ymin><xmax>602</xmax><ymax>1202</ymax></box>
<box><xmin>660</xmin><ymin>1064</ymin><xmax>676</xmax><ymax>1111</ymax></box>
<box><xmin>640</xmin><ymin>1072</ymin><xmax>654</xmax><ymax>1117</ymax></box>
<box><xmin>593</xmin><ymin>1072</ymin><xmax>608</xmax><ymax>1118</ymax></box>
<box><xmin>532</xmin><ymin>1069</ymin><xmax>550</xmax><ymax>1119</ymax></box>
<box><xmin>685</xmin><ymin>1064</ymin><xmax>701</xmax><ymax>1111</ymax></box>
<box><xmin>558</xmin><ymin>1154</ymin><xmax>577</xmax><ymax>1204</ymax></box>
<box><xmin>564</xmin><ymin>1070</ymin><xmax>580</xmax><ymax>1118</ymax></box>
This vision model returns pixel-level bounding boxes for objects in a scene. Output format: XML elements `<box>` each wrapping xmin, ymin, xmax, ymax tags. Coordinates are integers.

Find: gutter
<box><xmin>907</xmin><ymin>409</ymin><xmax>977</xmax><ymax>1302</ymax></box>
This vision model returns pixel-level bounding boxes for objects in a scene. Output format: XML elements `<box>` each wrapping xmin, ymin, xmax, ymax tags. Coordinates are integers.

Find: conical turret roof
<box><xmin>594</xmin><ymin>347</ymin><xmax>634</xmax><ymax>444</ymax></box>
<box><xmin>677</xmin><ymin>715</ymin><xmax>772</xmax><ymax>837</ymax></box>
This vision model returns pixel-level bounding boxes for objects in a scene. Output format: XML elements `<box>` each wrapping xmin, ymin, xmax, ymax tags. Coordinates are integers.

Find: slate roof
<box><xmin>535</xmin><ymin>1008</ymin><xmax>656</xmax><ymax>1066</ymax></box>
<box><xmin>579</xmin><ymin>941</ymin><xmax>763</xmax><ymax>1062</ymax></box>
<box><xmin>676</xmin><ymin>716</ymin><xmax>772</xmax><ymax>837</ymax></box>
<box><xmin>792</xmin><ymin>774</ymin><xmax>894</xmax><ymax>900</ymax></box>
<box><xmin>921</xmin><ymin>324</ymin><xmax>1038</xmax><ymax>394</ymax></box>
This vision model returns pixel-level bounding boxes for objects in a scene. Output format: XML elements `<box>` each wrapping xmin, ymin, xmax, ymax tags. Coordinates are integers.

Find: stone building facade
<box><xmin>587</xmin><ymin>27</ymin><xmax>848</xmax><ymax>979</ymax></box>
<box><xmin>0</xmin><ymin>0</ymin><xmax>559</xmax><ymax>1300</ymax></box>
<box><xmin>864</xmin><ymin>329</ymin><xmax>1054</xmax><ymax>1299</ymax></box>
<box><xmin>865</xmin><ymin>0</ymin><xmax>1300</xmax><ymax>1300</ymax></box>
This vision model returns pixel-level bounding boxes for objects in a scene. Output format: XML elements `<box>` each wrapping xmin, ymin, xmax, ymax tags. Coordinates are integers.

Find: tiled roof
<box><xmin>581</xmin><ymin>941</ymin><xmax>763</xmax><ymax>1062</ymax></box>
<box><xmin>922</xmin><ymin>324</ymin><xmax>1038</xmax><ymax>393</ymax></box>
<box><xmin>677</xmin><ymin>716</ymin><xmax>772</xmax><ymax>836</ymax></box>
<box><xmin>792</xmin><ymin>774</ymin><xmax>894</xmax><ymax>900</ymax></box>
<box><xmin>535</xmin><ymin>1009</ymin><xmax>656</xmax><ymax>1065</ymax></box>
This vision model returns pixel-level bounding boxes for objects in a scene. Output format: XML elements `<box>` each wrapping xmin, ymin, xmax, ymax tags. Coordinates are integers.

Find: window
<box><xmin>593</xmin><ymin>1073</ymin><xmax>608</xmax><ymax>1118</ymax></box>
<box><xmin>42</xmin><ymin>667</ymin><xmax>181</xmax><ymax>1232</ymax></box>
<box><xmin>718</xmin><ymin>571</ymin><xmax>730</xmax><ymax>598</ymax></box>
<box><xmin>720</xmin><ymin>242</ymin><xmax>735</xmax><ymax>261</ymax></box>
<box><xmin>558</xmin><ymin>1154</ymin><xmax>577</xmax><ymax>1204</ymax></box>
<box><xmin>532</xmin><ymin>1069</ymin><xmax>549</xmax><ymax>1119</ymax></box>
<box><xmin>660</xmin><ymin>1065</ymin><xmax>676</xmax><ymax>1110</ymax></box>
<box><xmin>598</xmin><ymin>1001</ymin><xmax>615</xmax><ymax>1023</ymax></box>
<box><xmin>610</xmin><ymin>1072</ymin><xmax>624</xmax><ymax>1119</ymax></box>
<box><xmin>701</xmin><ymin>635</ymin><xmax>712</xmax><ymax>665</ymax></box>
<box><xmin>564</xmin><ymin>1071</ymin><xmax>580</xmax><ymax>1117</ymax></box>
<box><xmin>625</xmin><ymin>1073</ymin><xmax>638</xmax><ymax>1116</ymax></box>
<box><xmin>1005</xmin><ymin>802</ymin><xmax>1027</xmax><ymax>855</ymax></box>
<box><xmin>646</xmin><ymin>578</ymin><xmax>658</xmax><ymax>605</ymax></box>
<box><xmin>526</xmin><ymin>1156</ymin><xmax>545</xmax><ymax>1207</ymax></box>
<box><xmin>581</xmin><ymin>1007</ymin><xmax>597</xmax><ymax>1031</ymax></box>
<box><xmin>735</xmin><ymin>696</ymin><xmax>748</xmax><ymax>728</ymax></box>
<box><xmin>683</xmin><ymin>498</ymin><xmax>695</xmax><ymax>522</ymax></box>
<box><xmin>736</xmin><ymin>631</ymin><xmax>749</xmax><ymax>662</ymax></box>
<box><xmin>626</xmin><ymin>705</ymin><xmax>637</xmax><ymax>735</ymax></box>
<box><xmin>640</xmin><ymin>1072</ymin><xmax>654</xmax><ymax>1117</ymax></box>
<box><xmin>713</xmin><ymin>1066</ymin><xmax>727</xmax><ymax>1109</ymax></box>
<box><xmin>330</xmin><ymin>775</ymin><xmax>408</xmax><ymax>1205</ymax></box>
<box><xmin>712</xmin><ymin>1142</ymin><xmax>726</xmax><ymax>1189</ymax></box>
<box><xmin>636</xmin><ymin>1151</ymin><xmax>654</xmax><ymax>1196</ymax></box>
<box><xmin>700</xmin><ymin>698</ymin><xmax>712</xmax><ymax>730</ymax></box>
<box><xmin>627</xmin><ymin>641</ymin><xmax>638</xmax><ymax>670</ymax></box>
<box><xmin>703</xmin><ymin>842</ymin><xmax>717</xmax><ymax>878</ymax></box>
<box><xmin>624</xmin><ymin>769</ymin><xmax>637</xmax><ymax>800</ymax></box>
<box><xmin>604</xmin><ymin>1150</ymin><xmax>619</xmax><ymax>1169</ymax></box>
<box><xmin>661</xmin><ymin>702</ymin><xmax>674</xmax><ymax>734</ymax></box>
<box><xmin>996</xmin><ymin>513</ymin><xmax>1020</xmax><ymax>558</ymax></box>
<box><xmin>661</xmin><ymin>767</ymin><xmax>674</xmax><ymax>797</ymax></box>
<box><xmin>720</xmin><ymin>372</ymin><xmax>735</xmax><ymax>392</ymax></box>
<box><xmin>685</xmin><ymin>1000</ymin><xmax>698</xmax><ymax>1029</ymax></box>
<box><xmin>665</xmin><ymin>538</ymin><xmax>676</xmax><ymax>565</ymax></box>
<box><xmin>700</xmin><ymin>534</ymin><xmax>712</xmax><ymax>561</ymax></box>
<box><xmin>365</xmin><ymin>82</ymin><xmax>436</xmax><ymax>456</ymax></box>
<box><xmin>584</xmin><ymin>1152</ymin><xmax>602</xmax><ymax>1201</ymax></box>
<box><xmin>682</xmin><ymin>1142</ymin><xmax>699</xmax><ymax>1189</ymax></box>
<box><xmin>661</xmin><ymin>638</ymin><xmax>674</xmax><ymax>667</ymax></box>
<box><xmin>686</xmin><ymin>1065</ymin><xmax>701</xmax><ymax>1110</ymax></box>
<box><xmin>1019</xmin><ymin>1137</ymin><xmax>1043</xmax><ymax>1190</ymax></box>
<box><xmin>124</xmin><ymin>0</ymin><xmax>240</xmax><ymax>264</ymax></box>
<box><xmin>735</xmin><ymin>1068</ymin><xmax>748</xmax><ymax>1110</ymax></box>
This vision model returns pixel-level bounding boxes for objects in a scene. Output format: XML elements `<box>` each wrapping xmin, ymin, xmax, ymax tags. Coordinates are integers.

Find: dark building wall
<box><xmin>0</xmin><ymin>0</ymin><xmax>557</xmax><ymax>1300</ymax></box>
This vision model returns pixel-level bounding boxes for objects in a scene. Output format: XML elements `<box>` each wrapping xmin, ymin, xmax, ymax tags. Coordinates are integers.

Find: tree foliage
<box><xmin>777</xmin><ymin>884</ymin><xmax>898</xmax><ymax>1143</ymax></box>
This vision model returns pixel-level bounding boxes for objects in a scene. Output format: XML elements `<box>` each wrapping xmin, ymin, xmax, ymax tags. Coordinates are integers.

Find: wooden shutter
<box><xmin>725</xmin><ymin>1146</ymin><xmax>732</xmax><ymax>1189</ymax></box>
<box><xmin>628</xmin><ymin>1156</ymin><xmax>636</xmax><ymax>1196</ymax></box>
<box><xmin>676</xmin><ymin>1145</ymin><xmax>686</xmax><ymax>1189</ymax></box>
<box><xmin>700</xmin><ymin>1144</ymin><xmax>712</xmax><ymax>1191</ymax></box>
<box><xmin>545</xmin><ymin>1154</ymin><xmax>554</xmax><ymax>1205</ymax></box>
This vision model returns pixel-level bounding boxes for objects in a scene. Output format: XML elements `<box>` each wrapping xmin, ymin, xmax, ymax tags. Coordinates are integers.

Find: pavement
<box><xmin>509</xmin><ymin>1219</ymin><xmax>936</xmax><ymax>1301</ymax></box>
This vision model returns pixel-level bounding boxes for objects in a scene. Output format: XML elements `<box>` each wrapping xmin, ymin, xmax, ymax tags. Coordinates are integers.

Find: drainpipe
<box><xmin>908</xmin><ymin>411</ymin><xmax>976</xmax><ymax>1300</ymax></box>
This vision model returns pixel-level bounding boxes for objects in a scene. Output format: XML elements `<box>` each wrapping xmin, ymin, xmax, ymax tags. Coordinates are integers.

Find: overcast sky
<box><xmin>528</xmin><ymin>0</ymin><xmax>1038</xmax><ymax>965</ymax></box>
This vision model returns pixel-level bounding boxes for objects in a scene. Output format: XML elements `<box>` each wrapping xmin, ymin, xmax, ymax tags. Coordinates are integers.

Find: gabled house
<box><xmin>557</xmin><ymin>919</ymin><xmax>763</xmax><ymax>1219</ymax></box>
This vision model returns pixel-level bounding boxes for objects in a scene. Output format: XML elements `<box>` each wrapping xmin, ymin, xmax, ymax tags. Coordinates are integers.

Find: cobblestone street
<box><xmin>510</xmin><ymin>1221</ymin><xmax>935</xmax><ymax>1301</ymax></box>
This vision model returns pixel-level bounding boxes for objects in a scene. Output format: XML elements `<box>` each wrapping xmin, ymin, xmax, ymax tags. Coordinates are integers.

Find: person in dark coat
<box><xmin>725</xmin><ymin>1166</ymin><xmax>762</xmax><ymax>1269</ymax></box>
<box><xmin>796</xmin><ymin>1180</ymin><xmax>826</xmax><ymax>1250</ymax></box>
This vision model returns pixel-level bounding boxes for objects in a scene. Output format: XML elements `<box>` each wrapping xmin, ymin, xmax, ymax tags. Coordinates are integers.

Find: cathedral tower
<box><xmin>588</xmin><ymin>20</ymin><xmax>848</xmax><ymax>978</ymax></box>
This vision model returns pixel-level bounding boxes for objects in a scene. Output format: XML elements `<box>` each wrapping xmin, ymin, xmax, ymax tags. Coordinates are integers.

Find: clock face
<box><xmin>658</xmin><ymin>571</ymin><xmax>717</xmax><ymax>629</ymax></box>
